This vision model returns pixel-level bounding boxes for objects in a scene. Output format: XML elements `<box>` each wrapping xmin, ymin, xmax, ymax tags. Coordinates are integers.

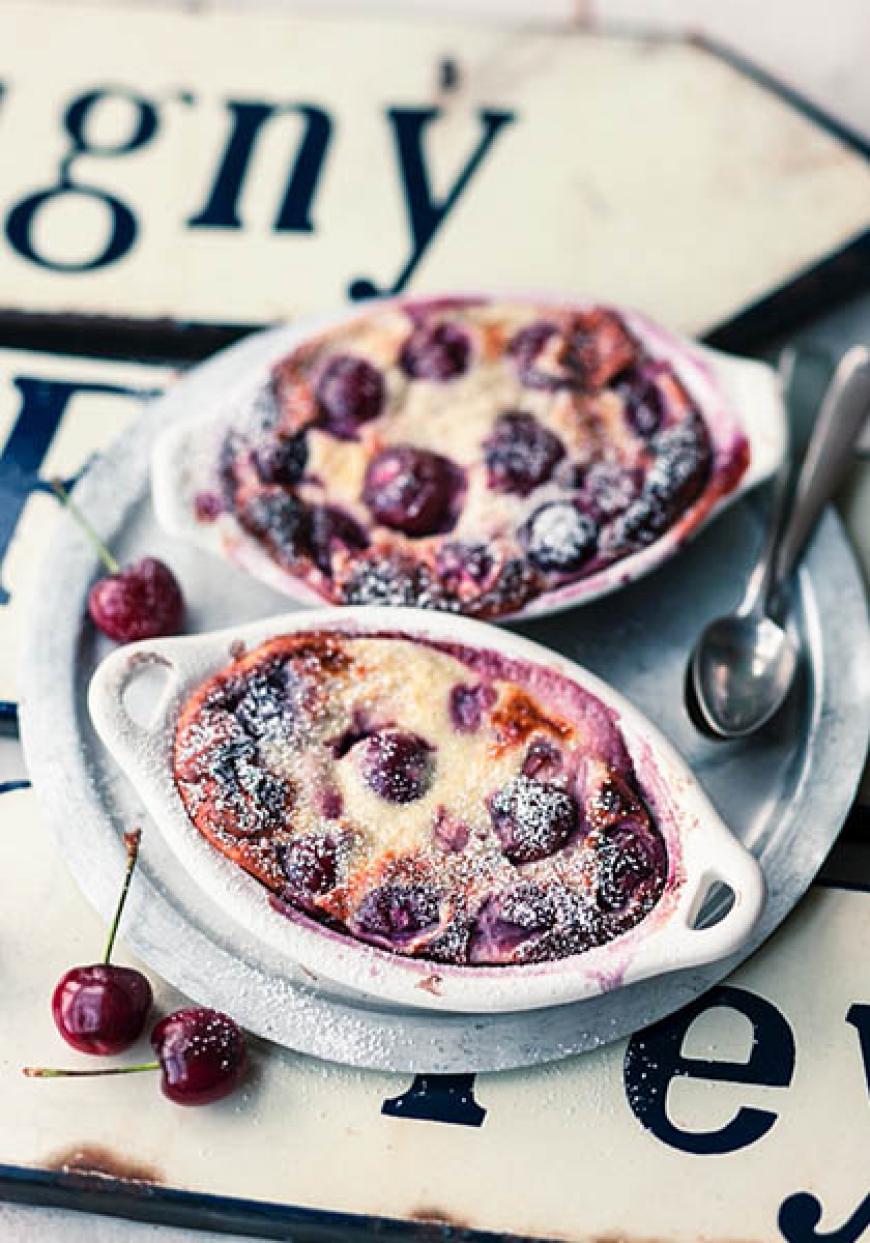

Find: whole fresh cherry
<box><xmin>88</xmin><ymin>557</ymin><xmax>184</xmax><ymax>643</ymax></box>
<box><xmin>150</xmin><ymin>1008</ymin><xmax>247</xmax><ymax>1106</ymax></box>
<box><xmin>52</xmin><ymin>829</ymin><xmax>153</xmax><ymax>1056</ymax></box>
<box><xmin>51</xmin><ymin>479</ymin><xmax>184</xmax><ymax>643</ymax></box>
<box><xmin>25</xmin><ymin>1006</ymin><xmax>247</xmax><ymax>1108</ymax></box>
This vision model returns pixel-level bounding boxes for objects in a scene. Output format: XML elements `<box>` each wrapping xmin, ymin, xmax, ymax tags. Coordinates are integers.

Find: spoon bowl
<box><xmin>689</xmin><ymin>345</ymin><xmax>870</xmax><ymax>740</ymax></box>
<box><xmin>692</xmin><ymin>614</ymin><xmax>798</xmax><ymax>739</ymax></box>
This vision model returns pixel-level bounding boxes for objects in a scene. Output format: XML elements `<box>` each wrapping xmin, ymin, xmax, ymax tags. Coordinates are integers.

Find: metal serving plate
<box><xmin>19</xmin><ymin>328</ymin><xmax>869</xmax><ymax>1074</ymax></box>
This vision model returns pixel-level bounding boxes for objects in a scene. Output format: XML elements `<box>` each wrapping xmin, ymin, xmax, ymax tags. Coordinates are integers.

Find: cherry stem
<box><xmin>102</xmin><ymin>828</ymin><xmax>142</xmax><ymax>965</ymax></box>
<box><xmin>24</xmin><ymin>1062</ymin><xmax>159</xmax><ymax>1079</ymax></box>
<box><xmin>49</xmin><ymin>478</ymin><xmax>120</xmax><ymax>575</ymax></box>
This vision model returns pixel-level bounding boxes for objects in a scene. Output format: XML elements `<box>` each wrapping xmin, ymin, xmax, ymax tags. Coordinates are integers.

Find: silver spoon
<box><xmin>690</xmin><ymin>344</ymin><xmax>870</xmax><ymax>739</ymax></box>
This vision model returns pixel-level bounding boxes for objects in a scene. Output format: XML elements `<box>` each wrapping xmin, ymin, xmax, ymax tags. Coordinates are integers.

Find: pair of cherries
<box><xmin>24</xmin><ymin>830</ymin><xmax>246</xmax><ymax>1106</ymax></box>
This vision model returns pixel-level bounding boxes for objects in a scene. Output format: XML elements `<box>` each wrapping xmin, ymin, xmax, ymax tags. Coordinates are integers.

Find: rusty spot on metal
<box><xmin>46</xmin><ymin>1144</ymin><xmax>162</xmax><ymax>1185</ymax></box>
<box><xmin>409</xmin><ymin>1205</ymin><xmax>466</xmax><ymax>1228</ymax></box>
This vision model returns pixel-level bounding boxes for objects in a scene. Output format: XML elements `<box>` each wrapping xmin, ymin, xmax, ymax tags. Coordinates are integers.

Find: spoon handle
<box><xmin>772</xmin><ymin>345</ymin><xmax>870</xmax><ymax>592</ymax></box>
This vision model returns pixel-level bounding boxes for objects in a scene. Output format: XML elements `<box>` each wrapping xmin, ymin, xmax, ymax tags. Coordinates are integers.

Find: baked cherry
<box><xmin>354</xmin><ymin>884</ymin><xmax>441</xmax><ymax>947</ymax></box>
<box><xmin>468</xmin><ymin>884</ymin><xmax>555</xmax><ymax>963</ymax></box>
<box><xmin>483</xmin><ymin>411</ymin><xmax>564</xmax><ymax>496</ymax></box>
<box><xmin>507</xmin><ymin>321</ymin><xmax>558</xmax><ymax>387</ymax></box>
<box><xmin>51</xmin><ymin>829</ymin><xmax>152</xmax><ymax>1055</ymax></box>
<box><xmin>596</xmin><ymin>821</ymin><xmax>666</xmax><ymax>912</ymax></box>
<box><xmin>239</xmin><ymin>491</ymin><xmax>309</xmax><ymax>559</ymax></box>
<box><xmin>316</xmin><ymin>354</ymin><xmax>384</xmax><ymax>438</ymax></box>
<box><xmin>521</xmin><ymin>501</ymin><xmax>597</xmax><ymax>573</ymax></box>
<box><xmin>580</xmin><ymin>462</ymin><xmax>641</xmax><ymax>520</ymax></box>
<box><xmin>357</xmin><ymin>729</ymin><xmax>434</xmax><ymax>803</ymax></box>
<box><xmin>253</xmin><ymin>433</ymin><xmax>308</xmax><ymax>485</ymax></box>
<box><xmin>645</xmin><ymin>417</ymin><xmax>711</xmax><ymax>511</ymax></box>
<box><xmin>489</xmin><ymin>775</ymin><xmax>578</xmax><ymax>864</ymax></box>
<box><xmin>308</xmin><ymin>505</ymin><xmax>367</xmax><ymax>576</ymax></box>
<box><xmin>277</xmin><ymin>834</ymin><xmax>339</xmax><ymax>902</ymax></box>
<box><xmin>362</xmin><ymin>445</ymin><xmax>460</xmax><ymax>537</ymax></box>
<box><xmin>400</xmin><ymin>321</ymin><xmax>470</xmax><ymax>380</ymax></box>
<box><xmin>616</xmin><ymin>366</ymin><xmax>665</xmax><ymax>438</ymax></box>
<box><xmin>51</xmin><ymin>480</ymin><xmax>184</xmax><ymax>644</ymax></box>
<box><xmin>26</xmin><ymin>1007</ymin><xmax>247</xmax><ymax>1108</ymax></box>
<box><xmin>435</xmin><ymin>541</ymin><xmax>493</xmax><ymax>590</ymax></box>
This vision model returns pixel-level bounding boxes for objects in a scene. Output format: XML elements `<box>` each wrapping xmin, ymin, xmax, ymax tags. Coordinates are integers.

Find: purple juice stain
<box><xmin>521</xmin><ymin>737</ymin><xmax>563</xmax><ymax>781</ymax></box>
<box><xmin>448</xmin><ymin>682</ymin><xmax>496</xmax><ymax>734</ymax></box>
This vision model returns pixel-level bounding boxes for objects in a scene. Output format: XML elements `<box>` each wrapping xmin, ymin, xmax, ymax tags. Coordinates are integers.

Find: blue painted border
<box><xmin>0</xmin><ymin>1164</ymin><xmax>542</xmax><ymax>1242</ymax></box>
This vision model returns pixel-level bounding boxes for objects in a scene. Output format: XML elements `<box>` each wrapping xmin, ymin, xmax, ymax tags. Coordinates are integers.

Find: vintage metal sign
<box><xmin>0</xmin><ymin>3</ymin><xmax>867</xmax><ymax>335</ymax></box>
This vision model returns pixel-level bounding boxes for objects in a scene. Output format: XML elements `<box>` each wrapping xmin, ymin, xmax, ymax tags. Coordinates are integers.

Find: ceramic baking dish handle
<box><xmin>88</xmin><ymin>642</ymin><xmax>185</xmax><ymax>773</ymax></box>
<box><xmin>669</xmin><ymin>835</ymin><xmax>766</xmax><ymax>970</ymax></box>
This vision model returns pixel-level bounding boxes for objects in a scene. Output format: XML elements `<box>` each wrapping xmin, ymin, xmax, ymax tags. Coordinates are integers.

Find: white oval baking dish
<box><xmin>88</xmin><ymin>606</ymin><xmax>765</xmax><ymax>1014</ymax></box>
<box><xmin>151</xmin><ymin>294</ymin><xmax>786</xmax><ymax>622</ymax></box>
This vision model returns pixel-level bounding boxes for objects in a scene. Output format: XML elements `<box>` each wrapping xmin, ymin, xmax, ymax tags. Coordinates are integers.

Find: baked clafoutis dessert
<box><xmin>174</xmin><ymin>629</ymin><xmax>671</xmax><ymax>967</ymax></box>
<box><xmin>162</xmin><ymin>297</ymin><xmax>760</xmax><ymax>620</ymax></box>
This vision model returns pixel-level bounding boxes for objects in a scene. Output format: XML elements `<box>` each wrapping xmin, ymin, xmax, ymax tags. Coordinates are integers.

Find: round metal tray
<box><xmin>19</xmin><ymin>327</ymin><xmax>869</xmax><ymax>1073</ymax></box>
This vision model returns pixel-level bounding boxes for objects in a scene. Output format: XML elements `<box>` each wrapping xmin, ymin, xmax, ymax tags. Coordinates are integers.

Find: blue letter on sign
<box><xmin>349</xmin><ymin>107</ymin><xmax>515</xmax><ymax>300</ymax></box>
<box><xmin>6</xmin><ymin>89</ymin><xmax>158</xmax><ymax>272</ymax></box>
<box><xmin>0</xmin><ymin>376</ymin><xmax>161</xmax><ymax>605</ymax></box>
<box><xmin>624</xmin><ymin>985</ymin><xmax>796</xmax><ymax>1154</ymax></box>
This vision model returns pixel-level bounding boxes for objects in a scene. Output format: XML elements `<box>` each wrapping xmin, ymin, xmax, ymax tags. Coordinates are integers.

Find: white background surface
<box><xmin>2</xmin><ymin>0</ymin><xmax>867</xmax><ymax>1239</ymax></box>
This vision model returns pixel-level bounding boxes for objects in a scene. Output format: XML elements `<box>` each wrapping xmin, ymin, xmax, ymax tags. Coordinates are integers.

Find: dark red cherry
<box><xmin>483</xmin><ymin>411</ymin><xmax>564</xmax><ymax>496</ymax></box>
<box><xmin>357</xmin><ymin>729</ymin><xmax>434</xmax><ymax>803</ymax></box>
<box><xmin>362</xmin><ymin>445</ymin><xmax>460</xmax><ymax>536</ymax></box>
<box><xmin>151</xmin><ymin>1008</ymin><xmax>247</xmax><ymax>1106</ymax></box>
<box><xmin>52</xmin><ymin>966</ymin><xmax>152</xmax><ymax>1057</ymax></box>
<box><xmin>49</xmin><ymin>479</ymin><xmax>185</xmax><ymax>644</ymax></box>
<box><xmin>596</xmin><ymin>821</ymin><xmax>667</xmax><ymax>912</ymax></box>
<box><xmin>489</xmin><ymin>775</ymin><xmax>578</xmax><ymax>864</ymax></box>
<box><xmin>51</xmin><ymin>828</ymin><xmax>151</xmax><ymax>1055</ymax></box>
<box><xmin>277</xmin><ymin>835</ymin><xmax>339</xmax><ymax>902</ymax></box>
<box><xmin>354</xmin><ymin>884</ymin><xmax>441</xmax><ymax>948</ymax></box>
<box><xmin>253</xmin><ymin>433</ymin><xmax>308</xmax><ymax>485</ymax></box>
<box><xmin>521</xmin><ymin>502</ymin><xmax>597</xmax><ymax>573</ymax></box>
<box><xmin>400</xmin><ymin>322</ymin><xmax>470</xmax><ymax>380</ymax></box>
<box><xmin>316</xmin><ymin>354</ymin><xmax>385</xmax><ymax>438</ymax></box>
<box><xmin>88</xmin><ymin>557</ymin><xmax>184</xmax><ymax>643</ymax></box>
